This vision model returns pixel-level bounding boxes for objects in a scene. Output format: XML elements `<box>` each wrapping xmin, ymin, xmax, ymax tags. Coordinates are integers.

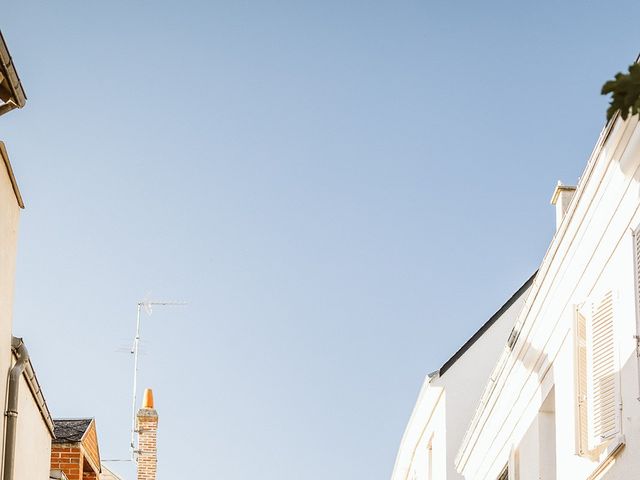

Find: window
<box><xmin>514</xmin><ymin>389</ymin><xmax>557</xmax><ymax>480</ymax></box>
<box><xmin>538</xmin><ymin>389</ymin><xmax>557</xmax><ymax>479</ymax></box>
<box><xmin>575</xmin><ymin>290</ymin><xmax>620</xmax><ymax>454</ymax></box>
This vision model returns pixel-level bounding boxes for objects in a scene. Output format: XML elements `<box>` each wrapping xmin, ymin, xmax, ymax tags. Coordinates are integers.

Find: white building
<box><xmin>391</xmin><ymin>274</ymin><xmax>534</xmax><ymax>480</ymax></box>
<box><xmin>455</xmin><ymin>113</ymin><xmax>640</xmax><ymax>478</ymax></box>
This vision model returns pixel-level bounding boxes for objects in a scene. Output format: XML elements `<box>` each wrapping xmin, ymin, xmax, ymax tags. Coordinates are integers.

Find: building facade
<box><xmin>391</xmin><ymin>275</ymin><xmax>534</xmax><ymax>480</ymax></box>
<box><xmin>455</xmin><ymin>115</ymin><xmax>640</xmax><ymax>478</ymax></box>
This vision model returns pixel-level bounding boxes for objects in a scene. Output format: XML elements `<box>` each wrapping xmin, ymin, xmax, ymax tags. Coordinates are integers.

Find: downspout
<box><xmin>3</xmin><ymin>337</ymin><xmax>28</xmax><ymax>480</ymax></box>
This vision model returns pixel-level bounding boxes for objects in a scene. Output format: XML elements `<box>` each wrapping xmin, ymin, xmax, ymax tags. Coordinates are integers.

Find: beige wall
<box><xmin>0</xmin><ymin>151</ymin><xmax>53</xmax><ymax>477</ymax></box>
<box><xmin>13</xmin><ymin>372</ymin><xmax>52</xmax><ymax>479</ymax></box>
<box><xmin>0</xmin><ymin>152</ymin><xmax>21</xmax><ymax>473</ymax></box>
<box><xmin>0</xmin><ymin>152</ymin><xmax>22</xmax><ymax>478</ymax></box>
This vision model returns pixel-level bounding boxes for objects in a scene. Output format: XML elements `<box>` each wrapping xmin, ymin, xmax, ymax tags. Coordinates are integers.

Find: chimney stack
<box><xmin>550</xmin><ymin>181</ymin><xmax>576</xmax><ymax>230</ymax></box>
<box><xmin>136</xmin><ymin>388</ymin><xmax>158</xmax><ymax>480</ymax></box>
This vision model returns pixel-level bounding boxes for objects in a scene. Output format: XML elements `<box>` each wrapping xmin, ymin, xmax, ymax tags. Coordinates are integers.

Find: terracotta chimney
<box><xmin>136</xmin><ymin>388</ymin><xmax>158</xmax><ymax>480</ymax></box>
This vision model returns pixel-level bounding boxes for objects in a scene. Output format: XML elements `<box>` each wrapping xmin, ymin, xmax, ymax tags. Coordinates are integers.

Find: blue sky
<box><xmin>3</xmin><ymin>1</ymin><xmax>640</xmax><ymax>478</ymax></box>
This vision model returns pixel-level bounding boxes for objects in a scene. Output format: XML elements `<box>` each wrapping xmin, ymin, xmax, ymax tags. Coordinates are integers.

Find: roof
<box><xmin>438</xmin><ymin>271</ymin><xmax>537</xmax><ymax>376</ymax></box>
<box><xmin>0</xmin><ymin>30</ymin><xmax>26</xmax><ymax>110</ymax></box>
<box><xmin>0</xmin><ymin>142</ymin><xmax>24</xmax><ymax>208</ymax></box>
<box><xmin>390</xmin><ymin>271</ymin><xmax>537</xmax><ymax>480</ymax></box>
<box><xmin>53</xmin><ymin>418</ymin><xmax>93</xmax><ymax>443</ymax></box>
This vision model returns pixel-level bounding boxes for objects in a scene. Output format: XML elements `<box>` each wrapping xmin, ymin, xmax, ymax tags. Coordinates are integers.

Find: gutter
<box><xmin>0</xmin><ymin>142</ymin><xmax>24</xmax><ymax>209</ymax></box>
<box><xmin>16</xmin><ymin>347</ymin><xmax>55</xmax><ymax>435</ymax></box>
<box><xmin>0</xmin><ymin>30</ymin><xmax>26</xmax><ymax>111</ymax></box>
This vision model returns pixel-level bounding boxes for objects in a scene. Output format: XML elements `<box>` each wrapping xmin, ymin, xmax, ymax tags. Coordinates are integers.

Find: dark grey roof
<box><xmin>438</xmin><ymin>271</ymin><xmax>537</xmax><ymax>376</ymax></box>
<box><xmin>52</xmin><ymin>418</ymin><xmax>92</xmax><ymax>443</ymax></box>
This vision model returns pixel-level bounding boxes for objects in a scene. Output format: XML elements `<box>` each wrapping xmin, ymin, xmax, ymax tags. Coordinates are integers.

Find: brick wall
<box><xmin>51</xmin><ymin>445</ymin><xmax>83</xmax><ymax>480</ymax></box>
<box><xmin>136</xmin><ymin>409</ymin><xmax>158</xmax><ymax>480</ymax></box>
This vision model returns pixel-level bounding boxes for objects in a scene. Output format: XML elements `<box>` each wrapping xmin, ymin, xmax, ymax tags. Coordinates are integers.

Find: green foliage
<box><xmin>602</xmin><ymin>63</ymin><xmax>640</xmax><ymax>121</ymax></box>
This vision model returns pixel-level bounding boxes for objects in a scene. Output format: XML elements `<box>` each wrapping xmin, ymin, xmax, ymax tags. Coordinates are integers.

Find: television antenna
<box><xmin>130</xmin><ymin>299</ymin><xmax>186</xmax><ymax>459</ymax></box>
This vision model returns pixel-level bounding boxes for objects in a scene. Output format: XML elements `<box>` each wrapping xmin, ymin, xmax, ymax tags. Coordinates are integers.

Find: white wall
<box><xmin>457</xmin><ymin>116</ymin><xmax>640</xmax><ymax>479</ymax></box>
<box><xmin>391</xmin><ymin>280</ymin><xmax>532</xmax><ymax>480</ymax></box>
<box><xmin>441</xmin><ymin>286</ymin><xmax>530</xmax><ymax>479</ymax></box>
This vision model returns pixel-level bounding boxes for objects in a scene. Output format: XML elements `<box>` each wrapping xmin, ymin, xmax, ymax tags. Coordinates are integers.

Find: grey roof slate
<box><xmin>53</xmin><ymin>418</ymin><xmax>92</xmax><ymax>443</ymax></box>
<box><xmin>438</xmin><ymin>271</ymin><xmax>537</xmax><ymax>376</ymax></box>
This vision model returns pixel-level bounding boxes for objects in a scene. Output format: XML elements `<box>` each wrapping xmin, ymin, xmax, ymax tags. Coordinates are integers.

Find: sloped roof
<box><xmin>0</xmin><ymin>30</ymin><xmax>26</xmax><ymax>109</ymax></box>
<box><xmin>53</xmin><ymin>419</ymin><xmax>93</xmax><ymax>443</ymax></box>
<box><xmin>438</xmin><ymin>271</ymin><xmax>537</xmax><ymax>376</ymax></box>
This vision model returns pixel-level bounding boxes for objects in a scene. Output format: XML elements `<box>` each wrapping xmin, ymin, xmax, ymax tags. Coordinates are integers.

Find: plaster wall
<box><xmin>13</xmin><ymin>372</ymin><xmax>52</xmax><ymax>479</ymax></box>
<box><xmin>401</xmin><ymin>388</ymin><xmax>446</xmax><ymax>480</ymax></box>
<box><xmin>440</xmin><ymin>288</ymin><xmax>529</xmax><ymax>480</ymax></box>
<box><xmin>517</xmin><ymin>417</ymin><xmax>539</xmax><ymax>480</ymax></box>
<box><xmin>0</xmin><ymin>156</ymin><xmax>20</xmax><ymax>473</ymax></box>
<box><xmin>391</xmin><ymin>282</ymin><xmax>531</xmax><ymax>480</ymax></box>
<box><xmin>457</xmin><ymin>117</ymin><xmax>640</xmax><ymax>479</ymax></box>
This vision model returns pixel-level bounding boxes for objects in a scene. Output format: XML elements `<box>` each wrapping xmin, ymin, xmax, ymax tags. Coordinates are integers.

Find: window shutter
<box><xmin>634</xmin><ymin>228</ymin><xmax>640</xmax><ymax>306</ymax></box>
<box><xmin>585</xmin><ymin>291</ymin><xmax>620</xmax><ymax>450</ymax></box>
<box><xmin>575</xmin><ymin>310</ymin><xmax>589</xmax><ymax>455</ymax></box>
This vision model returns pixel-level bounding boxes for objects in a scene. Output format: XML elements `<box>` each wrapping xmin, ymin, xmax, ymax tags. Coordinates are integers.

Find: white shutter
<box><xmin>585</xmin><ymin>290</ymin><xmax>620</xmax><ymax>450</ymax></box>
<box><xmin>574</xmin><ymin>310</ymin><xmax>588</xmax><ymax>455</ymax></box>
<box><xmin>634</xmin><ymin>228</ymin><xmax>640</xmax><ymax>306</ymax></box>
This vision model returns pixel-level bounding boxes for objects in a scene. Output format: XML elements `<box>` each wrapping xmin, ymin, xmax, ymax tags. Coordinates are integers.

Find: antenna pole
<box><xmin>129</xmin><ymin>299</ymin><xmax>186</xmax><ymax>462</ymax></box>
<box><xmin>130</xmin><ymin>302</ymin><xmax>142</xmax><ymax>458</ymax></box>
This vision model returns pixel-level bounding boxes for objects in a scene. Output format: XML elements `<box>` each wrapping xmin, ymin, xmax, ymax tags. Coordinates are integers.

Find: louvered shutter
<box><xmin>585</xmin><ymin>291</ymin><xmax>620</xmax><ymax>450</ymax></box>
<box><xmin>635</xmin><ymin>229</ymin><xmax>640</xmax><ymax>306</ymax></box>
<box><xmin>575</xmin><ymin>310</ymin><xmax>589</xmax><ymax>455</ymax></box>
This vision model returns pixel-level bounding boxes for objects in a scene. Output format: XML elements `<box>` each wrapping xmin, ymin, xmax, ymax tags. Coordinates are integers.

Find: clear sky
<box><xmin>3</xmin><ymin>1</ymin><xmax>640</xmax><ymax>478</ymax></box>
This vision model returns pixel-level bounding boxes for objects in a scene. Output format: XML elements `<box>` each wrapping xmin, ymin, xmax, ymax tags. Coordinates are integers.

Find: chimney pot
<box><xmin>142</xmin><ymin>388</ymin><xmax>154</xmax><ymax>409</ymax></box>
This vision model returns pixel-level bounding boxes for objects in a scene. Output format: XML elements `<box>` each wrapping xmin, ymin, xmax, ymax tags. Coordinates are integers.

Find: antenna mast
<box><xmin>130</xmin><ymin>299</ymin><xmax>186</xmax><ymax>460</ymax></box>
